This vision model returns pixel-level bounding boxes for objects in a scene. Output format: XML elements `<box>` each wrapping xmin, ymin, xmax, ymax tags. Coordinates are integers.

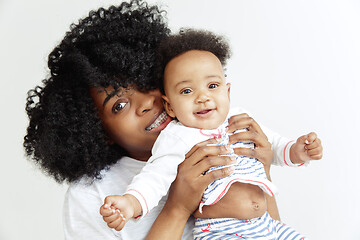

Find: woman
<box><xmin>24</xmin><ymin>1</ymin><xmax>275</xmax><ymax>239</ymax></box>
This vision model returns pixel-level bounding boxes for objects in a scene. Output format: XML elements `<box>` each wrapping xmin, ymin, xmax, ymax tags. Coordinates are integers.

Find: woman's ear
<box><xmin>105</xmin><ymin>135</ymin><xmax>114</xmax><ymax>145</ymax></box>
<box><xmin>162</xmin><ymin>95</ymin><xmax>176</xmax><ymax>118</ymax></box>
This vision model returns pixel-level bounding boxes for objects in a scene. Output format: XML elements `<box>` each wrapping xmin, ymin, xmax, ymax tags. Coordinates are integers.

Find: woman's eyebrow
<box><xmin>102</xmin><ymin>87</ymin><xmax>131</xmax><ymax>107</ymax></box>
<box><xmin>103</xmin><ymin>89</ymin><xmax>121</xmax><ymax>107</ymax></box>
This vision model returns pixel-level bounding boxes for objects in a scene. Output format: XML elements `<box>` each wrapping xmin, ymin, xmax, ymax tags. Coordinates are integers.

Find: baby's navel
<box><xmin>252</xmin><ymin>201</ymin><xmax>260</xmax><ymax>211</ymax></box>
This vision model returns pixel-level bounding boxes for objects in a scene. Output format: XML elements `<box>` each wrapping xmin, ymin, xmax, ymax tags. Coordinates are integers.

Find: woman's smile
<box><xmin>90</xmin><ymin>87</ymin><xmax>170</xmax><ymax>161</ymax></box>
<box><xmin>146</xmin><ymin>111</ymin><xmax>172</xmax><ymax>132</ymax></box>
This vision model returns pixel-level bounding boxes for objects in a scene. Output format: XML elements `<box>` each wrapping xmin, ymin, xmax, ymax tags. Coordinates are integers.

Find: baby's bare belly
<box><xmin>193</xmin><ymin>182</ymin><xmax>267</xmax><ymax>220</ymax></box>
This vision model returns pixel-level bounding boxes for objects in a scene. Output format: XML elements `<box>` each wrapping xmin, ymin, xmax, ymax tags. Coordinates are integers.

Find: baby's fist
<box><xmin>292</xmin><ymin>132</ymin><xmax>323</xmax><ymax>163</ymax></box>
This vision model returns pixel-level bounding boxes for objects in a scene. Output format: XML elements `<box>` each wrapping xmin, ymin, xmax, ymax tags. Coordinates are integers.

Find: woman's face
<box><xmin>90</xmin><ymin>86</ymin><xmax>172</xmax><ymax>161</ymax></box>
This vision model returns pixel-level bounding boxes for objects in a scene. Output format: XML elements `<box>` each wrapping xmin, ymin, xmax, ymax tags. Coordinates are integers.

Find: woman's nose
<box><xmin>136</xmin><ymin>91</ymin><xmax>157</xmax><ymax>115</ymax></box>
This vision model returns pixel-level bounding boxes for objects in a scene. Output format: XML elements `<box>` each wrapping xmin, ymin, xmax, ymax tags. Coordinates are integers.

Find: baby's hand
<box><xmin>99</xmin><ymin>195</ymin><xmax>136</xmax><ymax>231</ymax></box>
<box><xmin>291</xmin><ymin>132</ymin><xmax>323</xmax><ymax>163</ymax></box>
<box><xmin>100</xmin><ymin>204</ymin><xmax>127</xmax><ymax>231</ymax></box>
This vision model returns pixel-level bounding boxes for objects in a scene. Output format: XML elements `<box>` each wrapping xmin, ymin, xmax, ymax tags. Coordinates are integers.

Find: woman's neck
<box><xmin>127</xmin><ymin>151</ymin><xmax>152</xmax><ymax>162</ymax></box>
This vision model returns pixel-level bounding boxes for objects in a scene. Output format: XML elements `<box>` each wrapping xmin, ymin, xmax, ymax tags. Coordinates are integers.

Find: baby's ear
<box><xmin>162</xmin><ymin>95</ymin><xmax>176</xmax><ymax>118</ymax></box>
<box><xmin>226</xmin><ymin>83</ymin><xmax>231</xmax><ymax>98</ymax></box>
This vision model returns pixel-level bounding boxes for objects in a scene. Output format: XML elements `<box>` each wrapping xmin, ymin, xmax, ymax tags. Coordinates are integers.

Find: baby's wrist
<box><xmin>289</xmin><ymin>144</ymin><xmax>301</xmax><ymax>164</ymax></box>
<box><xmin>123</xmin><ymin>194</ymin><xmax>142</xmax><ymax>218</ymax></box>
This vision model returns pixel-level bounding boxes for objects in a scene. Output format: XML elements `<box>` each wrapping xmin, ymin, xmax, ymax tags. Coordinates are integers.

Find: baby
<box><xmin>101</xmin><ymin>29</ymin><xmax>322</xmax><ymax>239</ymax></box>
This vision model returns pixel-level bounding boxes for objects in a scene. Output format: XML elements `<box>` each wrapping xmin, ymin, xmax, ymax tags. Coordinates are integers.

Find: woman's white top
<box><xmin>63</xmin><ymin>156</ymin><xmax>195</xmax><ymax>240</ymax></box>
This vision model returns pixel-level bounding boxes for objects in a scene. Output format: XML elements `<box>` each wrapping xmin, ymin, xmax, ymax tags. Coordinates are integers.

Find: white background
<box><xmin>1</xmin><ymin>0</ymin><xmax>359</xmax><ymax>239</ymax></box>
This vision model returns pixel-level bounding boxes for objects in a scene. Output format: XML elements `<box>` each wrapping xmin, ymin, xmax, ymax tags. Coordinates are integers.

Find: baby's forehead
<box><xmin>165</xmin><ymin>50</ymin><xmax>224</xmax><ymax>74</ymax></box>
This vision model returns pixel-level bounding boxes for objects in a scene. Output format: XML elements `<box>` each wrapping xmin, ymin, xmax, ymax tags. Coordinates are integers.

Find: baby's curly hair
<box><xmin>24</xmin><ymin>0</ymin><xmax>170</xmax><ymax>183</ymax></box>
<box><xmin>156</xmin><ymin>28</ymin><xmax>231</xmax><ymax>94</ymax></box>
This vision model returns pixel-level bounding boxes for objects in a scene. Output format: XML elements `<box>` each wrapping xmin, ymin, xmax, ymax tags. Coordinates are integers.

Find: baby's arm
<box><xmin>100</xmin><ymin>130</ymin><xmax>189</xmax><ymax>231</ymax></box>
<box><xmin>227</xmin><ymin>108</ymin><xmax>323</xmax><ymax>166</ymax></box>
<box><xmin>262</xmin><ymin>125</ymin><xmax>323</xmax><ymax>166</ymax></box>
<box><xmin>100</xmin><ymin>194</ymin><xmax>141</xmax><ymax>231</ymax></box>
<box><xmin>290</xmin><ymin>132</ymin><xmax>323</xmax><ymax>164</ymax></box>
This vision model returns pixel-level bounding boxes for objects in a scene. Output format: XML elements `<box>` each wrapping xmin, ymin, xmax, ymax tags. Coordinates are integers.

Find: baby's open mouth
<box><xmin>196</xmin><ymin>109</ymin><xmax>213</xmax><ymax>115</ymax></box>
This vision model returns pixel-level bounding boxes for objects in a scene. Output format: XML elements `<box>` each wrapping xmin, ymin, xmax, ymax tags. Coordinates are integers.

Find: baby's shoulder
<box><xmin>228</xmin><ymin>107</ymin><xmax>250</xmax><ymax>118</ymax></box>
<box><xmin>160</xmin><ymin>120</ymin><xmax>196</xmax><ymax>139</ymax></box>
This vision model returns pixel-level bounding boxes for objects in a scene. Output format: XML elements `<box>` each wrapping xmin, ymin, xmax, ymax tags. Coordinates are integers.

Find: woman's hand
<box><xmin>168</xmin><ymin>138</ymin><xmax>236</xmax><ymax>215</ymax></box>
<box><xmin>146</xmin><ymin>138</ymin><xmax>236</xmax><ymax>240</ymax></box>
<box><xmin>227</xmin><ymin>113</ymin><xmax>273</xmax><ymax>173</ymax></box>
<box><xmin>192</xmin><ymin>114</ymin><xmax>275</xmax><ymax>219</ymax></box>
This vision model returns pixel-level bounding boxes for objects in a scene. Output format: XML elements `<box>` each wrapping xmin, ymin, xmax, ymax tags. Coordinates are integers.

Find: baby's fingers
<box><xmin>114</xmin><ymin>218</ymin><xmax>127</xmax><ymax>231</ymax></box>
<box><xmin>305</xmin><ymin>137</ymin><xmax>322</xmax><ymax>150</ymax></box>
<box><xmin>306</xmin><ymin>137</ymin><xmax>323</xmax><ymax>159</ymax></box>
<box><xmin>100</xmin><ymin>205</ymin><xmax>115</xmax><ymax>217</ymax></box>
<box><xmin>304</xmin><ymin>132</ymin><xmax>318</xmax><ymax>144</ymax></box>
<box><xmin>103</xmin><ymin>195</ymin><xmax>119</xmax><ymax>208</ymax></box>
<box><xmin>103</xmin><ymin>210</ymin><xmax>119</xmax><ymax>223</ymax></box>
<box><xmin>104</xmin><ymin>209</ymin><xmax>126</xmax><ymax>230</ymax></box>
<box><xmin>307</xmin><ymin>147</ymin><xmax>323</xmax><ymax>160</ymax></box>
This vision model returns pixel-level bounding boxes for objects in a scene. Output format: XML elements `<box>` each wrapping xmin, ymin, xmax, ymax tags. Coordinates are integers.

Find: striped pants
<box><xmin>193</xmin><ymin>212</ymin><xmax>307</xmax><ymax>240</ymax></box>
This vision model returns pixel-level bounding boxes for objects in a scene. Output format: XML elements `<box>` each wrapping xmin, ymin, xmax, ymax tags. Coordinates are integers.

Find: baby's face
<box><xmin>163</xmin><ymin>50</ymin><xmax>230</xmax><ymax>130</ymax></box>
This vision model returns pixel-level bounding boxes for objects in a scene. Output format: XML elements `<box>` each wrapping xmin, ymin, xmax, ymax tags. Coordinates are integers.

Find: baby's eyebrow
<box><xmin>205</xmin><ymin>75</ymin><xmax>222</xmax><ymax>79</ymax></box>
<box><xmin>175</xmin><ymin>80</ymin><xmax>191</xmax><ymax>88</ymax></box>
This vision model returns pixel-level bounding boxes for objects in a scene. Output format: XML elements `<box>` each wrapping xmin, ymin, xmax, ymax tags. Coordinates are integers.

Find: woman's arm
<box><xmin>146</xmin><ymin>139</ymin><xmax>236</xmax><ymax>240</ymax></box>
<box><xmin>262</xmin><ymin>162</ymin><xmax>281</xmax><ymax>221</ymax></box>
<box><xmin>228</xmin><ymin>113</ymin><xmax>280</xmax><ymax>220</ymax></box>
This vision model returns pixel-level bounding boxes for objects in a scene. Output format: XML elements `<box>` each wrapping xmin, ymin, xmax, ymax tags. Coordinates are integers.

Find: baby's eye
<box><xmin>208</xmin><ymin>83</ymin><xmax>219</xmax><ymax>89</ymax></box>
<box><xmin>181</xmin><ymin>89</ymin><xmax>192</xmax><ymax>94</ymax></box>
<box><xmin>113</xmin><ymin>102</ymin><xmax>127</xmax><ymax>113</ymax></box>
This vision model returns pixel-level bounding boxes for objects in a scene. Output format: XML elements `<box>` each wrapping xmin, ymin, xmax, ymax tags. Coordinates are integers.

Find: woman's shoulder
<box><xmin>66</xmin><ymin>157</ymin><xmax>147</xmax><ymax>200</ymax></box>
<box><xmin>63</xmin><ymin>156</ymin><xmax>152</xmax><ymax>239</ymax></box>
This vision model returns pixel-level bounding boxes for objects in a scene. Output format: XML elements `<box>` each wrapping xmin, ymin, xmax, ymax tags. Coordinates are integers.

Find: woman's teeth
<box><xmin>146</xmin><ymin>111</ymin><xmax>167</xmax><ymax>131</ymax></box>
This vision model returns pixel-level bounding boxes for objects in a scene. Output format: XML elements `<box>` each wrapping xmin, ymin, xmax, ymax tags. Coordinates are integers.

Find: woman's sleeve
<box><xmin>63</xmin><ymin>186</ymin><xmax>120</xmax><ymax>240</ymax></box>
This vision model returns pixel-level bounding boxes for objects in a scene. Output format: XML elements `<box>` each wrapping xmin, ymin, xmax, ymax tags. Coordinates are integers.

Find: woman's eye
<box><xmin>113</xmin><ymin>102</ymin><xmax>127</xmax><ymax>113</ymax></box>
<box><xmin>181</xmin><ymin>89</ymin><xmax>192</xmax><ymax>94</ymax></box>
<box><xmin>209</xmin><ymin>83</ymin><xmax>218</xmax><ymax>89</ymax></box>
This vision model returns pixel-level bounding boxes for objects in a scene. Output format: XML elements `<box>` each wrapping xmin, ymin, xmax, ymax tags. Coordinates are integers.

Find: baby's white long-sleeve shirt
<box><xmin>125</xmin><ymin>107</ymin><xmax>304</xmax><ymax>218</ymax></box>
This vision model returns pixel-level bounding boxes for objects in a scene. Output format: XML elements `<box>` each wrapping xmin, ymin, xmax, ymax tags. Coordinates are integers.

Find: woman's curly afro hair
<box><xmin>156</xmin><ymin>28</ymin><xmax>231</xmax><ymax>94</ymax></box>
<box><xmin>24</xmin><ymin>0</ymin><xmax>170</xmax><ymax>183</ymax></box>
